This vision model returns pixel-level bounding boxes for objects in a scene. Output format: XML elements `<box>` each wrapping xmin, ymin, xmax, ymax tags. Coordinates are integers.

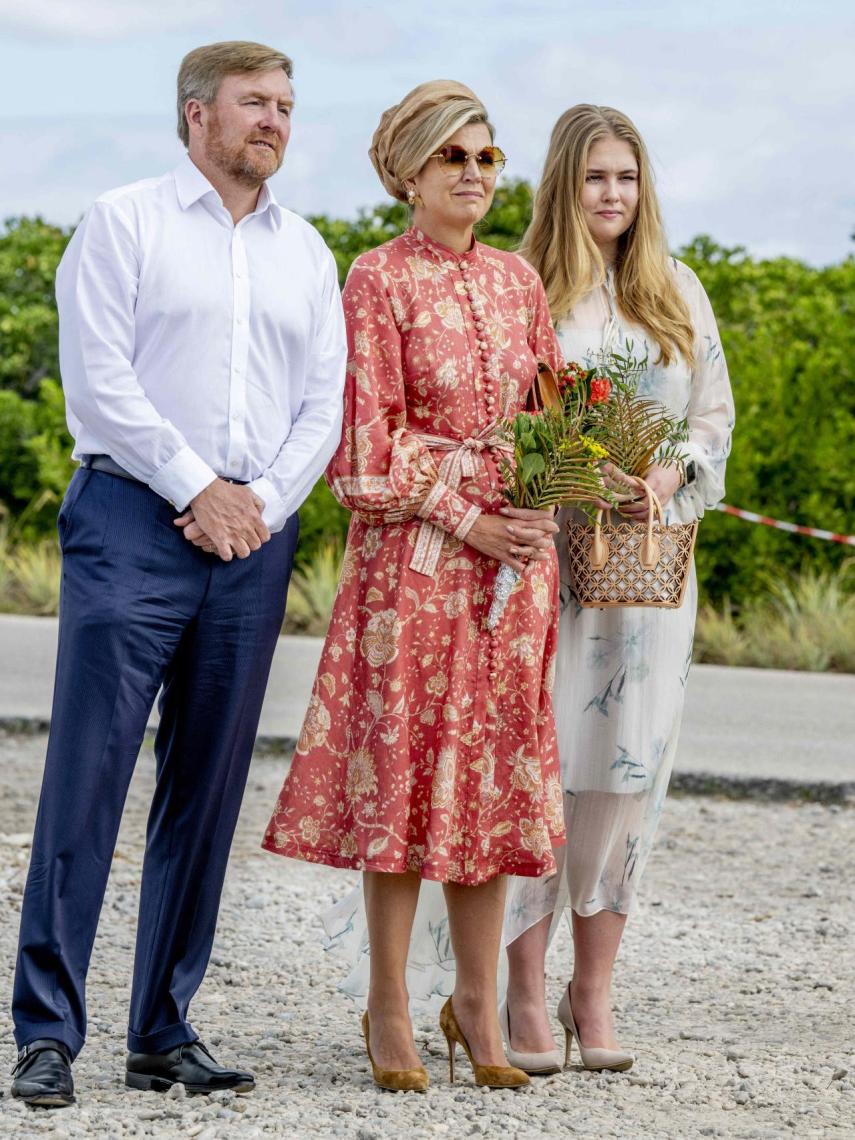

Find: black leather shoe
<box><xmin>125</xmin><ymin>1040</ymin><xmax>255</xmax><ymax>1094</ymax></box>
<box><xmin>10</xmin><ymin>1039</ymin><xmax>75</xmax><ymax>1108</ymax></box>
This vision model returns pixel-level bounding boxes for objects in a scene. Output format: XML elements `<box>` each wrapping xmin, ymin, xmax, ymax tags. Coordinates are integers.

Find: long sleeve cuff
<box><xmin>148</xmin><ymin>446</ymin><xmax>218</xmax><ymax>510</ymax></box>
<box><xmin>248</xmin><ymin>475</ymin><xmax>287</xmax><ymax>533</ymax></box>
<box><xmin>416</xmin><ymin>479</ymin><xmax>482</xmax><ymax>539</ymax></box>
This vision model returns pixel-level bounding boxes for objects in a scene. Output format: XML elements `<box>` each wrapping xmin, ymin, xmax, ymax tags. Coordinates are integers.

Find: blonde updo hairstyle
<box><xmin>369</xmin><ymin>80</ymin><xmax>494</xmax><ymax>203</ymax></box>
<box><xmin>521</xmin><ymin>104</ymin><xmax>695</xmax><ymax>367</ymax></box>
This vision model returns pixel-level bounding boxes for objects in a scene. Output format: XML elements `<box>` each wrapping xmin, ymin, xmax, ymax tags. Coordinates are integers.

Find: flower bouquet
<box><xmin>562</xmin><ymin>350</ymin><xmax>696</xmax><ymax>608</ymax></box>
<box><xmin>485</xmin><ymin>383</ymin><xmax>615</xmax><ymax>630</ymax></box>
<box><xmin>578</xmin><ymin>348</ymin><xmax>688</xmax><ymax>479</ymax></box>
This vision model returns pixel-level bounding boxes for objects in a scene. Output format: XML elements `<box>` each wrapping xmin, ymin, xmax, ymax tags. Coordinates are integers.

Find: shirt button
<box><xmin>480</xmin><ymin>351</ymin><xmax>491</xmax><ymax>363</ymax></box>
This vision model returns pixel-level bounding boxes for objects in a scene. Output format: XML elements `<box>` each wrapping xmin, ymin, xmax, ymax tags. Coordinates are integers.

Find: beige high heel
<box><xmin>557</xmin><ymin>984</ymin><xmax>634</xmax><ymax>1072</ymax></box>
<box><xmin>499</xmin><ymin>1000</ymin><xmax>562</xmax><ymax>1075</ymax></box>
<box><xmin>439</xmin><ymin>998</ymin><xmax>530</xmax><ymax>1088</ymax></box>
<box><xmin>361</xmin><ymin>1012</ymin><xmax>429</xmax><ymax>1092</ymax></box>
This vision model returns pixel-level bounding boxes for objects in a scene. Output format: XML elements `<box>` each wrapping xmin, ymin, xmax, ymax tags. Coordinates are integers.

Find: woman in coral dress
<box><xmin>263</xmin><ymin>81</ymin><xmax>566</xmax><ymax>1090</ymax></box>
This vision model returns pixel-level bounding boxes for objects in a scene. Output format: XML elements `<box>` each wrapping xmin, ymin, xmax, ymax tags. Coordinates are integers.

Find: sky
<box><xmin>1</xmin><ymin>0</ymin><xmax>853</xmax><ymax>265</ymax></box>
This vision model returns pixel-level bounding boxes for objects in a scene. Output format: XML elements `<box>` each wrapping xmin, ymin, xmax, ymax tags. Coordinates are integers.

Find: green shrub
<box><xmin>296</xmin><ymin>479</ymin><xmax>349</xmax><ymax>570</ymax></box>
<box><xmin>284</xmin><ymin>541</ymin><xmax>343</xmax><ymax>636</ymax></box>
<box><xmin>680</xmin><ymin>238</ymin><xmax>855</xmax><ymax>606</ymax></box>
<box><xmin>0</xmin><ymin>530</ymin><xmax>61</xmax><ymax>615</ymax></box>
<box><xmin>694</xmin><ymin>563</ymin><xmax>855</xmax><ymax>672</ymax></box>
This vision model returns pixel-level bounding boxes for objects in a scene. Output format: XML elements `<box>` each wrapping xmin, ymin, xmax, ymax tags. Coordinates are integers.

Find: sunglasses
<box><xmin>428</xmin><ymin>145</ymin><xmax>507</xmax><ymax>175</ymax></box>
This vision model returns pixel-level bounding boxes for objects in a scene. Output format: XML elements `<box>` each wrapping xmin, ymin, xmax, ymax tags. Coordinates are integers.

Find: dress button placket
<box><xmin>459</xmin><ymin>258</ymin><xmax>503</xmax><ymax>669</ymax></box>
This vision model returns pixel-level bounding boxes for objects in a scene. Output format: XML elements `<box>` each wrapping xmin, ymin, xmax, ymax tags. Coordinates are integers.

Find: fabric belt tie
<box><xmin>409</xmin><ymin>420</ymin><xmax>511</xmax><ymax>577</ymax></box>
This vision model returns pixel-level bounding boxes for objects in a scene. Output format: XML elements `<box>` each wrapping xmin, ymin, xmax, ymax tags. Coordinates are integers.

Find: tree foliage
<box><xmin>0</xmin><ymin>199</ymin><xmax>851</xmax><ymax>602</ymax></box>
<box><xmin>678</xmin><ymin>236</ymin><xmax>855</xmax><ymax>604</ymax></box>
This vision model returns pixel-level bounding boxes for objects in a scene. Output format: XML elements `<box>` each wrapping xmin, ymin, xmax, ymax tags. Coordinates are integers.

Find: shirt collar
<box><xmin>404</xmin><ymin>226</ymin><xmax>481</xmax><ymax>268</ymax></box>
<box><xmin>173</xmin><ymin>154</ymin><xmax>284</xmax><ymax>229</ymax></box>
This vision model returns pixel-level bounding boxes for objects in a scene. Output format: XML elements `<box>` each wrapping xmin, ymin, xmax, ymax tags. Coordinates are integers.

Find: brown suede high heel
<box><xmin>361</xmin><ymin>1012</ymin><xmax>429</xmax><ymax>1093</ymax></box>
<box><xmin>439</xmin><ymin>998</ymin><xmax>530</xmax><ymax>1089</ymax></box>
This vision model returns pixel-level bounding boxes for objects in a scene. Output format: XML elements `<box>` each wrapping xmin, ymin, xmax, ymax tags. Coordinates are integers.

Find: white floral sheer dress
<box><xmin>504</xmin><ymin>258</ymin><xmax>735</xmax><ymax>946</ymax></box>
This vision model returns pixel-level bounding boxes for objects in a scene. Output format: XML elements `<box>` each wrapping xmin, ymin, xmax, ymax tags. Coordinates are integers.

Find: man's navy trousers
<box><xmin>12</xmin><ymin>467</ymin><xmax>298</xmax><ymax>1058</ymax></box>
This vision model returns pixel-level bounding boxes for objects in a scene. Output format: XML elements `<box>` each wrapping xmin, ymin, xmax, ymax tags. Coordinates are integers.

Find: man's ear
<box><xmin>184</xmin><ymin>98</ymin><xmax>205</xmax><ymax>137</ymax></box>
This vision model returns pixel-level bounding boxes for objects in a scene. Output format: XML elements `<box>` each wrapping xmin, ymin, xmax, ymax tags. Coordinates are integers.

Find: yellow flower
<box><xmin>579</xmin><ymin>434</ymin><xmax>608</xmax><ymax>459</ymax></box>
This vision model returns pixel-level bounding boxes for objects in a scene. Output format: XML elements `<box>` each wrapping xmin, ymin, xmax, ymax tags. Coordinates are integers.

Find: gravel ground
<box><xmin>0</xmin><ymin>732</ymin><xmax>852</xmax><ymax>1140</ymax></box>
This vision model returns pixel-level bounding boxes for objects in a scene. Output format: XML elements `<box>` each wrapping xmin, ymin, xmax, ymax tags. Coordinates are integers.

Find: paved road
<box><xmin>1</xmin><ymin>614</ymin><xmax>853</xmax><ymax>792</ymax></box>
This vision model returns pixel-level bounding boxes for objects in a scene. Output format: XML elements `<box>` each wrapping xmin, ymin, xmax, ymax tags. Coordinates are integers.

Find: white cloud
<box><xmin>0</xmin><ymin>0</ymin><xmax>225</xmax><ymax>40</ymax></box>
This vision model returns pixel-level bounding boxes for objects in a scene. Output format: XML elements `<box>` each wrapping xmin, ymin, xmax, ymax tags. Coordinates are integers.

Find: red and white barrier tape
<box><xmin>715</xmin><ymin>503</ymin><xmax>855</xmax><ymax>546</ymax></box>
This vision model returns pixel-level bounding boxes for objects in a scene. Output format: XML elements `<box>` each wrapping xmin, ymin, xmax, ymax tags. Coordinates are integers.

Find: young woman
<box><xmin>500</xmin><ymin>105</ymin><xmax>734</xmax><ymax>1074</ymax></box>
<box><xmin>263</xmin><ymin>81</ymin><xmax>566</xmax><ymax>1091</ymax></box>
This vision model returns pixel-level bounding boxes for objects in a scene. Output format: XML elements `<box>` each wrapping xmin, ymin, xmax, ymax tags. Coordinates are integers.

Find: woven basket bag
<box><xmin>566</xmin><ymin>478</ymin><xmax>697</xmax><ymax>608</ymax></box>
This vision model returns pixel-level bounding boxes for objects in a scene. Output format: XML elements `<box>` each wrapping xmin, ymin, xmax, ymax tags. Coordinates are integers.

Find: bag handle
<box><xmin>589</xmin><ymin>477</ymin><xmax>664</xmax><ymax>570</ymax></box>
<box><xmin>526</xmin><ymin>361</ymin><xmax>563</xmax><ymax>414</ymax></box>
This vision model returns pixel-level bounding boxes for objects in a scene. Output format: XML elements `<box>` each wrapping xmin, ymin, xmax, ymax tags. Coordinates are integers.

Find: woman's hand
<box><xmin>466</xmin><ymin>508</ymin><xmax>558</xmax><ymax>572</ymax></box>
<box><xmin>617</xmin><ymin>462</ymin><xmax>682</xmax><ymax>521</ymax></box>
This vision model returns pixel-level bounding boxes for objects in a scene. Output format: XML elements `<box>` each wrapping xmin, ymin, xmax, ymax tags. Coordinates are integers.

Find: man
<box><xmin>10</xmin><ymin>41</ymin><xmax>346</xmax><ymax>1107</ymax></box>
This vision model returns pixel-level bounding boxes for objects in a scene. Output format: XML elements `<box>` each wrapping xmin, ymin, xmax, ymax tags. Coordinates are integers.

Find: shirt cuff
<box><xmin>148</xmin><ymin>447</ymin><xmax>218</xmax><ymax>511</ymax></box>
<box><xmin>416</xmin><ymin>480</ymin><xmax>482</xmax><ymax>539</ymax></box>
<box><xmin>248</xmin><ymin>476</ymin><xmax>287</xmax><ymax>534</ymax></box>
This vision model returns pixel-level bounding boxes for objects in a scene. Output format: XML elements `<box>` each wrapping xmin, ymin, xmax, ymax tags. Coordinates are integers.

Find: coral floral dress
<box><xmin>263</xmin><ymin>228</ymin><xmax>566</xmax><ymax>885</ymax></box>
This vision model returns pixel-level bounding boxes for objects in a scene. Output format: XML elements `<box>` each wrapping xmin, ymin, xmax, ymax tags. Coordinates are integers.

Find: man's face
<box><xmin>200</xmin><ymin>69</ymin><xmax>294</xmax><ymax>187</ymax></box>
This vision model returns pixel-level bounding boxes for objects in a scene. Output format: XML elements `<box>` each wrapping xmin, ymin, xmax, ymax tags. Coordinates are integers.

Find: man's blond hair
<box><xmin>176</xmin><ymin>41</ymin><xmax>293</xmax><ymax>147</ymax></box>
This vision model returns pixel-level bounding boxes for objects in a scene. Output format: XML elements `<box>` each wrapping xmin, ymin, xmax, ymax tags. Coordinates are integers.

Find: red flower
<box><xmin>557</xmin><ymin>362</ymin><xmax>586</xmax><ymax>392</ymax></box>
<box><xmin>588</xmin><ymin>377</ymin><xmax>611</xmax><ymax>405</ymax></box>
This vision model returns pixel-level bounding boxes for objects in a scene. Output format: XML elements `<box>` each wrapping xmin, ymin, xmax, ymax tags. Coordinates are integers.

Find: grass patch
<box><xmin>0</xmin><ymin>532</ymin><xmax>61</xmax><ymax>615</ymax></box>
<box><xmin>694</xmin><ymin>563</ymin><xmax>855</xmax><ymax>673</ymax></box>
<box><xmin>283</xmin><ymin>541</ymin><xmax>342</xmax><ymax>636</ymax></box>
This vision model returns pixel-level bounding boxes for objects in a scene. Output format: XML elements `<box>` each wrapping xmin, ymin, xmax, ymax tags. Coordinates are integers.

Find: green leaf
<box><xmin>520</xmin><ymin>452</ymin><xmax>546</xmax><ymax>481</ymax></box>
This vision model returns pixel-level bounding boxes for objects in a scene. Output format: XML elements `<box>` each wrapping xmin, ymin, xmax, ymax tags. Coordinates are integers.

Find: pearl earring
<box><xmin>406</xmin><ymin>187</ymin><xmax>416</xmax><ymax>207</ymax></box>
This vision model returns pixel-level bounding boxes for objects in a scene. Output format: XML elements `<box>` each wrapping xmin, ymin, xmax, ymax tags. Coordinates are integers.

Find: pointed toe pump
<box><xmin>440</xmin><ymin>998</ymin><xmax>530</xmax><ymax>1089</ymax></box>
<box><xmin>557</xmin><ymin>985</ymin><xmax>634</xmax><ymax>1073</ymax></box>
<box><xmin>499</xmin><ymin>1001</ymin><xmax>562</xmax><ymax>1075</ymax></box>
<box><xmin>361</xmin><ymin>1012</ymin><xmax>429</xmax><ymax>1093</ymax></box>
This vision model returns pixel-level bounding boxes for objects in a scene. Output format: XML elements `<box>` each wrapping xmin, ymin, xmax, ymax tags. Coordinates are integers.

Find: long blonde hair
<box><xmin>520</xmin><ymin>104</ymin><xmax>694</xmax><ymax>366</ymax></box>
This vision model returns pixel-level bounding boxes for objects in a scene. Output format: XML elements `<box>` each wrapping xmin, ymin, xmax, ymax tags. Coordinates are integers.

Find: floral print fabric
<box><xmin>263</xmin><ymin>229</ymin><xmax>566</xmax><ymax>885</ymax></box>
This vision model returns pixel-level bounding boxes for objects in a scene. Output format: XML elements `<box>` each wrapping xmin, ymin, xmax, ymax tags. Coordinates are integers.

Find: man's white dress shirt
<box><xmin>56</xmin><ymin>154</ymin><xmax>347</xmax><ymax>532</ymax></box>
